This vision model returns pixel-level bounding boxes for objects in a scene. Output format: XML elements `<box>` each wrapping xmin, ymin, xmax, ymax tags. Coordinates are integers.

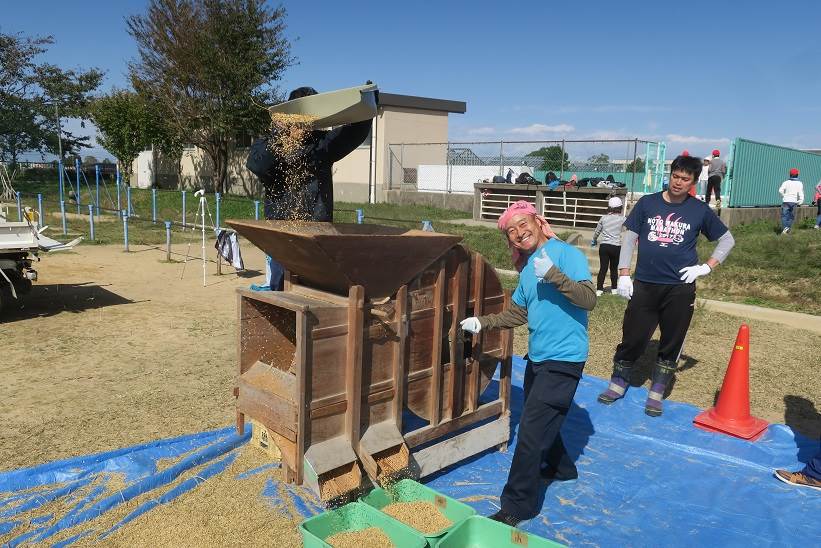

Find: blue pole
<box><xmin>215</xmin><ymin>192</ymin><xmax>221</xmax><ymax>229</ymax></box>
<box><xmin>75</xmin><ymin>158</ymin><xmax>81</xmax><ymax>214</ymax></box>
<box><xmin>88</xmin><ymin>204</ymin><xmax>95</xmax><ymax>240</ymax></box>
<box><xmin>58</xmin><ymin>160</ymin><xmax>64</xmax><ymax>204</ymax></box>
<box><xmin>254</xmin><ymin>200</ymin><xmax>260</xmax><ymax>220</ymax></box>
<box><xmin>37</xmin><ymin>194</ymin><xmax>43</xmax><ymax>228</ymax></box>
<box><xmin>182</xmin><ymin>190</ymin><xmax>187</xmax><ymax>227</ymax></box>
<box><xmin>356</xmin><ymin>209</ymin><xmax>364</xmax><ymax>224</ymax></box>
<box><xmin>16</xmin><ymin>191</ymin><xmax>22</xmax><ymax>221</ymax></box>
<box><xmin>122</xmin><ymin>210</ymin><xmax>129</xmax><ymax>252</ymax></box>
<box><xmin>95</xmin><ymin>165</ymin><xmax>100</xmax><ymax>218</ymax></box>
<box><xmin>152</xmin><ymin>189</ymin><xmax>157</xmax><ymax>223</ymax></box>
<box><xmin>116</xmin><ymin>165</ymin><xmax>121</xmax><ymax>212</ymax></box>
<box><xmin>60</xmin><ymin>200</ymin><xmax>67</xmax><ymax>235</ymax></box>
<box><xmin>165</xmin><ymin>220</ymin><xmax>172</xmax><ymax>261</ymax></box>
<box><xmin>126</xmin><ymin>186</ymin><xmax>132</xmax><ymax>217</ymax></box>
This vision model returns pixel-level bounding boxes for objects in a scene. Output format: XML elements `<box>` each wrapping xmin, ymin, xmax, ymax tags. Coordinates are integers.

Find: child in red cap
<box><xmin>779</xmin><ymin>168</ymin><xmax>804</xmax><ymax>234</ymax></box>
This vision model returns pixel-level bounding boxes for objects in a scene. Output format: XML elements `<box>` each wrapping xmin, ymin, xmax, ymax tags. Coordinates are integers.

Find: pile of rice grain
<box><xmin>382</xmin><ymin>501</ymin><xmax>452</xmax><ymax>535</ymax></box>
<box><xmin>326</xmin><ymin>527</ymin><xmax>394</xmax><ymax>548</ymax></box>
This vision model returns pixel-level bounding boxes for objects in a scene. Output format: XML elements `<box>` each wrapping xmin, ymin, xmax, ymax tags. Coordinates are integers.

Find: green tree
<box><xmin>588</xmin><ymin>153</ymin><xmax>610</xmax><ymax>166</ymax></box>
<box><xmin>0</xmin><ymin>31</ymin><xmax>102</xmax><ymax>164</ymax></box>
<box><xmin>90</xmin><ymin>90</ymin><xmax>182</xmax><ymax>180</ymax></box>
<box><xmin>83</xmin><ymin>155</ymin><xmax>98</xmax><ymax>165</ymax></box>
<box><xmin>526</xmin><ymin>145</ymin><xmax>569</xmax><ymax>172</ymax></box>
<box><xmin>127</xmin><ymin>0</ymin><xmax>294</xmax><ymax>192</ymax></box>
<box><xmin>624</xmin><ymin>157</ymin><xmax>646</xmax><ymax>172</ymax></box>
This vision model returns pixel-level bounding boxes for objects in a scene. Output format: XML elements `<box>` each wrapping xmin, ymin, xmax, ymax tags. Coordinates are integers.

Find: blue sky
<box><xmin>5</xmin><ymin>0</ymin><xmax>821</xmax><ymax>161</ymax></box>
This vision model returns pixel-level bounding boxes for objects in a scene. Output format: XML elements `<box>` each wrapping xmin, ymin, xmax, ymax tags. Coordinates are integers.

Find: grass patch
<box><xmin>697</xmin><ymin>218</ymin><xmax>821</xmax><ymax>315</ymax></box>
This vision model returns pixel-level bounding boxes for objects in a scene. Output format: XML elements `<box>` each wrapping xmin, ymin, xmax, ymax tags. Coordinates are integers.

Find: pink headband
<box><xmin>497</xmin><ymin>200</ymin><xmax>556</xmax><ymax>272</ymax></box>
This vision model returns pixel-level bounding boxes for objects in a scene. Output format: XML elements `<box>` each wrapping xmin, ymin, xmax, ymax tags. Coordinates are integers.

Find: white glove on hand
<box><xmin>533</xmin><ymin>249</ymin><xmax>554</xmax><ymax>280</ymax></box>
<box><xmin>617</xmin><ymin>275</ymin><xmax>633</xmax><ymax>299</ymax></box>
<box><xmin>460</xmin><ymin>317</ymin><xmax>482</xmax><ymax>334</ymax></box>
<box><xmin>679</xmin><ymin>263</ymin><xmax>712</xmax><ymax>284</ymax></box>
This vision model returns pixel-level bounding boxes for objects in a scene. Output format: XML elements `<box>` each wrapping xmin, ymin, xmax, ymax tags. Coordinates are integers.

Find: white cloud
<box><xmin>665</xmin><ymin>134</ymin><xmax>731</xmax><ymax>145</ymax></box>
<box><xmin>508</xmin><ymin>123</ymin><xmax>575</xmax><ymax>135</ymax></box>
<box><xmin>466</xmin><ymin>126</ymin><xmax>496</xmax><ymax>136</ymax></box>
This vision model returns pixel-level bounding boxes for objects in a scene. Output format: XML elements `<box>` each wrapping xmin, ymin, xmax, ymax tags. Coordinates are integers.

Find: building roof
<box><xmin>379</xmin><ymin>93</ymin><xmax>466</xmax><ymax>114</ymax></box>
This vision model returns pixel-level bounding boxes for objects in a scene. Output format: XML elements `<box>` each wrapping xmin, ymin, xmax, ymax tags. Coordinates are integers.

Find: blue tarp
<box><xmin>1</xmin><ymin>356</ymin><xmax>818</xmax><ymax>546</ymax></box>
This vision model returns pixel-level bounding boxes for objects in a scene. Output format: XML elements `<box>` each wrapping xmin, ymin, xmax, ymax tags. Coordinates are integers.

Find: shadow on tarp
<box><xmin>0</xmin><ymin>356</ymin><xmax>818</xmax><ymax>547</ymax></box>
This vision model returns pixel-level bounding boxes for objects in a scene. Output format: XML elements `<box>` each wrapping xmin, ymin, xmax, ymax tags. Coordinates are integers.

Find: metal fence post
<box><xmin>15</xmin><ymin>191</ymin><xmax>22</xmax><ymax>221</ymax></box>
<box><xmin>95</xmin><ymin>165</ymin><xmax>101</xmax><ymax>218</ymax></box>
<box><xmin>122</xmin><ymin>210</ymin><xmax>129</xmax><ymax>252</ymax></box>
<box><xmin>88</xmin><ymin>204</ymin><xmax>95</xmax><ymax>241</ymax></box>
<box><xmin>215</xmin><ymin>192</ymin><xmax>221</xmax><ymax>229</ymax></box>
<box><xmin>499</xmin><ymin>140</ymin><xmax>504</xmax><ymax>177</ymax></box>
<box><xmin>400</xmin><ymin>144</ymin><xmax>404</xmax><ymax>188</ymax></box>
<box><xmin>58</xmin><ymin>160</ymin><xmax>64</xmax><ymax>204</ymax></box>
<box><xmin>60</xmin><ymin>200</ymin><xmax>67</xmax><ymax>235</ymax></box>
<box><xmin>254</xmin><ymin>200</ymin><xmax>260</xmax><ymax>220</ymax></box>
<box><xmin>560</xmin><ymin>139</ymin><xmax>566</xmax><ymax>181</ymax></box>
<box><xmin>165</xmin><ymin>221</ymin><xmax>172</xmax><ymax>261</ymax></box>
<box><xmin>37</xmin><ymin>194</ymin><xmax>43</xmax><ymax>228</ymax></box>
<box><xmin>152</xmin><ymin>188</ymin><xmax>157</xmax><ymax>223</ymax></box>
<box><xmin>116</xmin><ymin>166</ymin><xmax>121</xmax><ymax>212</ymax></box>
<box><xmin>181</xmin><ymin>190</ymin><xmax>187</xmax><ymax>227</ymax></box>
<box><xmin>356</xmin><ymin>209</ymin><xmax>363</xmax><ymax>224</ymax></box>
<box><xmin>126</xmin><ymin>186</ymin><xmax>132</xmax><ymax>217</ymax></box>
<box><xmin>75</xmin><ymin>157</ymin><xmax>81</xmax><ymax>214</ymax></box>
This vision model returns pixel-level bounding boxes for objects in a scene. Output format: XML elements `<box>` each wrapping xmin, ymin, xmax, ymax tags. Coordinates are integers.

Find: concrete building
<box><xmin>131</xmin><ymin>92</ymin><xmax>466</xmax><ymax>204</ymax></box>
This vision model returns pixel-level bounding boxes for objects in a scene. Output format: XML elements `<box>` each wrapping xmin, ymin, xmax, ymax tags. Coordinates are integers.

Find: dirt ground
<box><xmin>1</xmin><ymin>243</ymin><xmax>819</xmax><ymax>544</ymax></box>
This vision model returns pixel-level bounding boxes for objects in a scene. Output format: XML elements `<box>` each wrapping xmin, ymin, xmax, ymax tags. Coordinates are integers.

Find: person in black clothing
<box><xmin>246</xmin><ymin>86</ymin><xmax>373</xmax><ymax>290</ymax></box>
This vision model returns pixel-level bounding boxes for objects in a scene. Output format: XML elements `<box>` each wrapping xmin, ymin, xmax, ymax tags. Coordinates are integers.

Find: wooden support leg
<box><xmin>448</xmin><ymin>258</ymin><xmax>468</xmax><ymax>419</ymax></box>
<box><xmin>392</xmin><ymin>285</ymin><xmax>408</xmax><ymax>432</ymax></box>
<box><xmin>467</xmin><ymin>252</ymin><xmax>485</xmax><ymax>413</ymax></box>
<box><xmin>500</xmin><ymin>290</ymin><xmax>514</xmax><ymax>414</ymax></box>
<box><xmin>429</xmin><ymin>261</ymin><xmax>446</xmax><ymax>426</ymax></box>
<box><xmin>346</xmin><ymin>285</ymin><xmax>366</xmax><ymax>469</ymax></box>
<box><xmin>237</xmin><ymin>411</ymin><xmax>245</xmax><ymax>436</ymax></box>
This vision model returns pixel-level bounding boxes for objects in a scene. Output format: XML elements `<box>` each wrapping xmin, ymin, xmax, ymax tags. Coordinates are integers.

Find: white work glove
<box><xmin>617</xmin><ymin>275</ymin><xmax>633</xmax><ymax>299</ymax></box>
<box><xmin>460</xmin><ymin>317</ymin><xmax>482</xmax><ymax>334</ymax></box>
<box><xmin>679</xmin><ymin>263</ymin><xmax>712</xmax><ymax>284</ymax></box>
<box><xmin>533</xmin><ymin>249</ymin><xmax>554</xmax><ymax>280</ymax></box>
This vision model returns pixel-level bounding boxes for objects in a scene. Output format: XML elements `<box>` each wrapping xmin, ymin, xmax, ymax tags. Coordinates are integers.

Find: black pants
<box><xmin>705</xmin><ymin>176</ymin><xmax>721</xmax><ymax>204</ymax></box>
<box><xmin>614</xmin><ymin>281</ymin><xmax>696</xmax><ymax>364</ymax></box>
<box><xmin>501</xmin><ymin>359</ymin><xmax>582</xmax><ymax>520</ymax></box>
<box><xmin>596</xmin><ymin>244</ymin><xmax>620</xmax><ymax>290</ymax></box>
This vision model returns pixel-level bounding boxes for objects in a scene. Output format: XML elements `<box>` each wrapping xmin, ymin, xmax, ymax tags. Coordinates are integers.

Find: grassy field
<box><xmin>12</xmin><ymin>182</ymin><xmax>820</xmax><ymax>314</ymax></box>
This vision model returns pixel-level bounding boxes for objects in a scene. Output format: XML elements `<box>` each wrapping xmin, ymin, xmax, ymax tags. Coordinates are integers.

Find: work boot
<box><xmin>645</xmin><ymin>359</ymin><xmax>677</xmax><ymax>417</ymax></box>
<box><xmin>489</xmin><ymin>509</ymin><xmax>521</xmax><ymax>527</ymax></box>
<box><xmin>598</xmin><ymin>360</ymin><xmax>632</xmax><ymax>404</ymax></box>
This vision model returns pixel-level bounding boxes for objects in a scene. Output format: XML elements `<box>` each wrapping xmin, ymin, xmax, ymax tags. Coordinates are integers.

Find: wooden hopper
<box><xmin>230</xmin><ymin>220</ymin><xmax>512</xmax><ymax>500</ymax></box>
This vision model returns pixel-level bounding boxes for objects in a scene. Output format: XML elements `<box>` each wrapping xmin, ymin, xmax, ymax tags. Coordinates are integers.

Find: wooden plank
<box><xmin>295</xmin><ymin>310</ymin><xmax>310</xmax><ymax>484</ymax></box>
<box><xmin>393</xmin><ymin>285</ymin><xmax>408</xmax><ymax>432</ymax></box>
<box><xmin>404</xmin><ymin>400</ymin><xmax>503</xmax><ymax>449</ymax></box>
<box><xmin>428</xmin><ymin>261</ymin><xmax>446</xmax><ymax>426</ymax></box>
<box><xmin>467</xmin><ymin>252</ymin><xmax>485</xmax><ymax>413</ymax></box>
<box><xmin>500</xmin><ymin>291</ymin><xmax>513</xmax><ymax>415</ymax></box>
<box><xmin>412</xmin><ymin>415</ymin><xmax>510</xmax><ymax>478</ymax></box>
<box><xmin>240</xmin><ymin>361</ymin><xmax>296</xmax><ymax>403</ymax></box>
<box><xmin>236</xmin><ymin>381</ymin><xmax>297</xmax><ymax>442</ymax></box>
<box><xmin>345</xmin><ymin>285</ymin><xmax>365</xmax><ymax>452</ymax></box>
<box><xmin>310</xmin><ymin>399</ymin><xmax>347</xmax><ymax>420</ymax></box>
<box><xmin>289</xmin><ymin>282</ymin><xmax>350</xmax><ymax>306</ymax></box>
<box><xmin>447</xmin><ymin>257</ymin><xmax>468</xmax><ymax>420</ymax></box>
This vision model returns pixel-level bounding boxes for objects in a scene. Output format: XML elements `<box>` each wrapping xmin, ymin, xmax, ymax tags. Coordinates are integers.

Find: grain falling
<box><xmin>326</xmin><ymin>527</ymin><xmax>394</xmax><ymax>548</ymax></box>
<box><xmin>382</xmin><ymin>501</ymin><xmax>452</xmax><ymax>535</ymax></box>
<box><xmin>266</xmin><ymin>112</ymin><xmax>319</xmax><ymax>223</ymax></box>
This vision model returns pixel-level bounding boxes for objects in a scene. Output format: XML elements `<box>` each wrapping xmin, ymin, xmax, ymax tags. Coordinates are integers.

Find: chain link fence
<box><xmin>388</xmin><ymin>139</ymin><xmax>666</xmax><ymax>194</ymax></box>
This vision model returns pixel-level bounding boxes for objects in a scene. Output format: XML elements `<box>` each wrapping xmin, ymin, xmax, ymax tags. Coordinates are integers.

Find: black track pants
<box><xmin>613</xmin><ymin>280</ymin><xmax>696</xmax><ymax>364</ymax></box>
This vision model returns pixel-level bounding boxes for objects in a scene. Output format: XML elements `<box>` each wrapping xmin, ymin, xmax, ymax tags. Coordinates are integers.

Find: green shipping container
<box><xmin>726</xmin><ymin>138</ymin><xmax>821</xmax><ymax>207</ymax></box>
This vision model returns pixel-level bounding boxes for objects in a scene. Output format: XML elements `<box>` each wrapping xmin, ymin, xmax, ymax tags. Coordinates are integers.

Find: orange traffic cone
<box><xmin>693</xmin><ymin>324</ymin><xmax>769</xmax><ymax>441</ymax></box>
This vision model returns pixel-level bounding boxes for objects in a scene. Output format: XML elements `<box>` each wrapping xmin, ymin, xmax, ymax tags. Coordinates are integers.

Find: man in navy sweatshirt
<box><xmin>598</xmin><ymin>155</ymin><xmax>735</xmax><ymax>417</ymax></box>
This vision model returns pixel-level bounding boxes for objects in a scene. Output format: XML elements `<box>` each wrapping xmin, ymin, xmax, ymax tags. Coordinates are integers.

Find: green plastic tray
<box><xmin>438</xmin><ymin>516</ymin><xmax>565</xmax><ymax>548</ymax></box>
<box><xmin>360</xmin><ymin>479</ymin><xmax>476</xmax><ymax>542</ymax></box>
<box><xmin>300</xmin><ymin>501</ymin><xmax>426</xmax><ymax>548</ymax></box>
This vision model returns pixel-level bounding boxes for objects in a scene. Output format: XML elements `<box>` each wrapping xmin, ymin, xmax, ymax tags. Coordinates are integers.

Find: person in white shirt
<box><xmin>778</xmin><ymin>168</ymin><xmax>804</xmax><ymax>234</ymax></box>
<box><xmin>698</xmin><ymin>157</ymin><xmax>710</xmax><ymax>199</ymax></box>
